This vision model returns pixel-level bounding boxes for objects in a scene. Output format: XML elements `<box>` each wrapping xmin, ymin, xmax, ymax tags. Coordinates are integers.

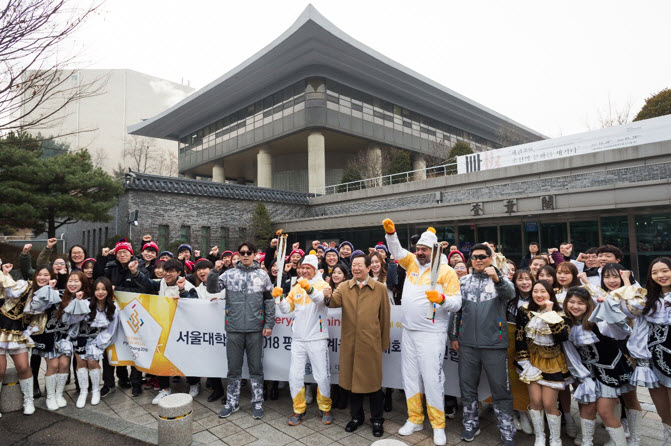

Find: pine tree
<box><xmin>386</xmin><ymin>150</ymin><xmax>412</xmax><ymax>183</ymax></box>
<box><xmin>251</xmin><ymin>201</ymin><xmax>274</xmax><ymax>249</ymax></box>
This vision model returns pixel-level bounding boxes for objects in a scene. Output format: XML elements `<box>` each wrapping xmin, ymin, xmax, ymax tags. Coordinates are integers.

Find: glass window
<box><xmin>636</xmin><ymin>214</ymin><xmax>671</xmax><ymax>284</ymax></box>
<box><xmin>220</xmin><ymin>227</ymin><xmax>229</xmax><ymax>250</ymax></box>
<box><xmin>500</xmin><ymin>224</ymin><xmax>523</xmax><ymax>265</ymax></box>
<box><xmin>158</xmin><ymin>225</ymin><xmax>169</xmax><ymax>249</ymax></box>
<box><xmin>569</xmin><ymin>221</ymin><xmax>599</xmax><ymax>254</ymax></box>
<box><xmin>540</xmin><ymin>222</ymin><xmax>568</xmax><ymax>252</ymax></box>
<box><xmin>601</xmin><ymin>216</ymin><xmax>630</xmax><ymax>268</ymax></box>
<box><xmin>200</xmin><ymin>226</ymin><xmax>210</xmax><ymax>252</ymax></box>
<box><xmin>180</xmin><ymin>225</ymin><xmax>191</xmax><ymax>244</ymax></box>
<box><xmin>435</xmin><ymin>226</ymin><xmax>456</xmax><ymax>247</ymax></box>
<box><xmin>477</xmin><ymin>226</ymin><xmax>498</xmax><ymax>246</ymax></box>
<box><xmin>457</xmin><ymin>225</ymin><xmax>476</xmax><ymax>255</ymax></box>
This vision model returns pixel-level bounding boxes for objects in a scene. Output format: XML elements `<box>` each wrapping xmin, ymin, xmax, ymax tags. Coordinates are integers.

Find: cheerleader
<box><xmin>618</xmin><ymin>257</ymin><xmax>671</xmax><ymax>442</ymax></box>
<box><xmin>515</xmin><ymin>280</ymin><xmax>572</xmax><ymax>446</ymax></box>
<box><xmin>563</xmin><ymin>286</ymin><xmax>641</xmax><ymax>446</ymax></box>
<box><xmin>65</xmin><ymin>277</ymin><xmax>119</xmax><ymax>408</ymax></box>
<box><xmin>1</xmin><ymin>262</ymin><xmax>58</xmax><ymax>416</ymax></box>
<box><xmin>31</xmin><ymin>270</ymin><xmax>89</xmax><ymax>410</ymax></box>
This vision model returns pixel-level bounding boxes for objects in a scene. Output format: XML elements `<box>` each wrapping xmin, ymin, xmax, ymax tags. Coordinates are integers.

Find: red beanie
<box><xmin>113</xmin><ymin>238</ymin><xmax>134</xmax><ymax>255</ymax></box>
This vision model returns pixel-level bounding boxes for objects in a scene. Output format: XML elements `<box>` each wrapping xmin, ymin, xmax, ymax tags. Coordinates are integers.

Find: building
<box><xmin>21</xmin><ymin>69</ymin><xmax>194</xmax><ymax>174</ymax></box>
<box><xmin>128</xmin><ymin>5</ymin><xmax>543</xmax><ymax>193</ymax></box>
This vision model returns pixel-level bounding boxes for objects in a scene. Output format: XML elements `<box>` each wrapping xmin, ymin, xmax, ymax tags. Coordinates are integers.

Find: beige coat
<box><xmin>329</xmin><ymin>278</ymin><xmax>390</xmax><ymax>394</ymax></box>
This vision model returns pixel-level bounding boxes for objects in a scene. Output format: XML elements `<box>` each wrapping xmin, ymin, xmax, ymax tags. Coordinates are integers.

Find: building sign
<box><xmin>525</xmin><ymin>222</ymin><xmax>538</xmax><ymax>232</ymax></box>
<box><xmin>457</xmin><ymin>114</ymin><xmax>671</xmax><ymax>174</ymax></box>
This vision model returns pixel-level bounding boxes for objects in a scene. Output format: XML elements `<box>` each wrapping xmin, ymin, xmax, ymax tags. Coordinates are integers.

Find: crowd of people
<box><xmin>1</xmin><ymin>222</ymin><xmax>670</xmax><ymax>446</ymax></box>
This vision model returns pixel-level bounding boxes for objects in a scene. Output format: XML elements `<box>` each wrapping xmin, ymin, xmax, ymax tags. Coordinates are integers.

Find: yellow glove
<box><xmin>383</xmin><ymin>218</ymin><xmax>396</xmax><ymax>234</ymax></box>
<box><xmin>425</xmin><ymin>290</ymin><xmax>445</xmax><ymax>305</ymax></box>
<box><xmin>271</xmin><ymin>287</ymin><xmax>283</xmax><ymax>298</ymax></box>
<box><xmin>297</xmin><ymin>278</ymin><xmax>310</xmax><ymax>291</ymax></box>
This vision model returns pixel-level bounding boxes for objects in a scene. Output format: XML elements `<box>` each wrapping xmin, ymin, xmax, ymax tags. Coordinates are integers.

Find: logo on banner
<box><xmin>126</xmin><ymin>305</ymin><xmax>145</xmax><ymax>333</ymax></box>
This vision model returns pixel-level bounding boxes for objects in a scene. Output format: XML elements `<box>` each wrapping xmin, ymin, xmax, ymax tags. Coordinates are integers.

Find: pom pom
<box><xmin>427</xmin><ymin>227</ymin><xmax>436</xmax><ymax>234</ymax></box>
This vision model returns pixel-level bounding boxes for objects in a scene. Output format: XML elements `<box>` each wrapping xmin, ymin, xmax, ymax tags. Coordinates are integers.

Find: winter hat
<box><xmin>221</xmin><ymin>250</ymin><xmax>233</xmax><ymax>258</ymax></box>
<box><xmin>113</xmin><ymin>238</ymin><xmax>134</xmax><ymax>255</ymax></box>
<box><xmin>350</xmin><ymin>250</ymin><xmax>365</xmax><ymax>262</ymax></box>
<box><xmin>159</xmin><ymin>251</ymin><xmax>174</xmax><ymax>258</ymax></box>
<box><xmin>302</xmin><ymin>254</ymin><xmax>319</xmax><ymax>271</ymax></box>
<box><xmin>177</xmin><ymin>244</ymin><xmax>193</xmax><ymax>257</ymax></box>
<box><xmin>416</xmin><ymin>227</ymin><xmax>438</xmax><ymax>248</ymax></box>
<box><xmin>375</xmin><ymin>243</ymin><xmax>389</xmax><ymax>254</ymax></box>
<box><xmin>323</xmin><ymin>248</ymin><xmax>340</xmax><ymax>261</ymax></box>
<box><xmin>184</xmin><ymin>260</ymin><xmax>195</xmax><ymax>273</ymax></box>
<box><xmin>447</xmin><ymin>250</ymin><xmax>465</xmax><ymax>263</ymax></box>
<box><xmin>195</xmin><ymin>258</ymin><xmax>213</xmax><ymax>270</ymax></box>
<box><xmin>317</xmin><ymin>244</ymin><xmax>327</xmax><ymax>252</ymax></box>
<box><xmin>82</xmin><ymin>258</ymin><xmax>97</xmax><ymax>265</ymax></box>
<box><xmin>142</xmin><ymin>241</ymin><xmax>159</xmax><ymax>253</ymax></box>
<box><xmin>339</xmin><ymin>241</ymin><xmax>354</xmax><ymax>252</ymax></box>
<box><xmin>309</xmin><ymin>250</ymin><xmax>317</xmax><ymax>255</ymax></box>
<box><xmin>289</xmin><ymin>248</ymin><xmax>305</xmax><ymax>259</ymax></box>
<box><xmin>259</xmin><ymin>253</ymin><xmax>266</xmax><ymax>263</ymax></box>
<box><xmin>155</xmin><ymin>259</ymin><xmax>167</xmax><ymax>268</ymax></box>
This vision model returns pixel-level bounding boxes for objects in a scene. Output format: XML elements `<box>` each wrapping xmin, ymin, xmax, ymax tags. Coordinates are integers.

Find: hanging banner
<box><xmin>108</xmin><ymin>291</ymin><xmax>491</xmax><ymax>399</ymax></box>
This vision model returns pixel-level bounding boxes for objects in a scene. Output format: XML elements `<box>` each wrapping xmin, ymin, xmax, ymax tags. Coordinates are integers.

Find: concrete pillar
<box><xmin>158</xmin><ymin>393</ymin><xmax>193</xmax><ymax>446</ymax></box>
<box><xmin>183</xmin><ymin>172</ymin><xmax>195</xmax><ymax>179</ymax></box>
<box><xmin>412</xmin><ymin>154</ymin><xmax>426</xmax><ymax>181</ymax></box>
<box><xmin>212</xmin><ymin>161</ymin><xmax>225</xmax><ymax>183</ymax></box>
<box><xmin>308</xmin><ymin>131</ymin><xmax>325</xmax><ymax>194</ymax></box>
<box><xmin>366</xmin><ymin>143</ymin><xmax>382</xmax><ymax>186</ymax></box>
<box><xmin>257</xmin><ymin>145</ymin><xmax>272</xmax><ymax>189</ymax></box>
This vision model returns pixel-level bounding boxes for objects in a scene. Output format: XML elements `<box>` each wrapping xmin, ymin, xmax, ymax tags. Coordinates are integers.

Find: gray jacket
<box><xmin>448</xmin><ymin>268</ymin><xmax>514</xmax><ymax>349</ymax></box>
<box><xmin>206</xmin><ymin>261</ymin><xmax>275</xmax><ymax>333</ymax></box>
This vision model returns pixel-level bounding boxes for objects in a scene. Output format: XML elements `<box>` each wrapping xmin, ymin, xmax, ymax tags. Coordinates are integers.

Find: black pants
<box><xmin>116</xmin><ymin>364</ymin><xmax>143</xmax><ymax>387</ymax></box>
<box><xmin>350</xmin><ymin>388</ymin><xmax>384</xmax><ymax>424</ymax></box>
<box><xmin>157</xmin><ymin>376</ymin><xmax>200</xmax><ymax>389</ymax></box>
<box><xmin>30</xmin><ymin>355</ymin><xmax>41</xmax><ymax>384</ymax></box>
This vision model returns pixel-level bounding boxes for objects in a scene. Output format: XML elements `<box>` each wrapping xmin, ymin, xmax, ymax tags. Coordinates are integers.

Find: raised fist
<box><xmin>577</xmin><ymin>272</ymin><xmax>589</xmax><ymax>284</ymax></box>
<box><xmin>102</xmin><ymin>247</ymin><xmax>110</xmax><ymax>257</ymax></box>
<box><xmin>292</xmin><ymin>242</ymin><xmax>300</xmax><ymax>250</ymax></box>
<box><xmin>23</xmin><ymin>244</ymin><xmax>33</xmax><ymax>253</ymax></box>
<box><xmin>271</xmin><ymin>287</ymin><xmax>283</xmax><ymax>298</ymax></box>
<box><xmin>284</xmin><ymin>263</ymin><xmax>292</xmax><ymax>272</ymax></box>
<box><xmin>49</xmin><ymin>279</ymin><xmax>57</xmax><ymax>289</ymax></box>
<box><xmin>543</xmin><ymin>300</ymin><xmax>555</xmax><ymax>311</ymax></box>
<box><xmin>75</xmin><ymin>291</ymin><xmax>84</xmax><ymax>300</ymax></box>
<box><xmin>2</xmin><ymin>263</ymin><xmax>13</xmax><ymax>274</ymax></box>
<box><xmin>214</xmin><ymin>260</ymin><xmax>224</xmax><ymax>271</ymax></box>
<box><xmin>47</xmin><ymin>238</ymin><xmax>57</xmax><ymax>249</ymax></box>
<box><xmin>484</xmin><ymin>266</ymin><xmax>499</xmax><ymax>282</ymax></box>
<box><xmin>548</xmin><ymin>248</ymin><xmax>558</xmax><ymax>254</ymax></box>
<box><xmin>194</xmin><ymin>250</ymin><xmax>201</xmax><ymax>258</ymax></box>
<box><xmin>382</xmin><ymin>218</ymin><xmax>395</xmax><ymax>234</ymax></box>
<box><xmin>211</xmin><ymin>246</ymin><xmax>219</xmax><ymax>255</ymax></box>
<box><xmin>270</xmin><ymin>238</ymin><xmax>278</xmax><ymax>248</ymax></box>
<box><xmin>128</xmin><ymin>260</ymin><xmax>138</xmax><ymax>275</ymax></box>
<box><xmin>176</xmin><ymin>276</ymin><xmax>186</xmax><ymax>290</ymax></box>
<box><xmin>298</xmin><ymin>278</ymin><xmax>310</xmax><ymax>291</ymax></box>
<box><xmin>142</xmin><ymin>234</ymin><xmax>152</xmax><ymax>242</ymax></box>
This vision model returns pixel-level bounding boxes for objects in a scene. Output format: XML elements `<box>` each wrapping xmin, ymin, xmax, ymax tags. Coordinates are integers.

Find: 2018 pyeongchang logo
<box><xmin>126</xmin><ymin>304</ymin><xmax>145</xmax><ymax>333</ymax></box>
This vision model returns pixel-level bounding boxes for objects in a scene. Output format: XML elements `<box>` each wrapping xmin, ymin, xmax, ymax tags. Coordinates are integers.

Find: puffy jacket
<box><xmin>206</xmin><ymin>261</ymin><xmax>275</xmax><ymax>333</ymax></box>
<box><xmin>278</xmin><ymin>275</ymin><xmax>329</xmax><ymax>341</ymax></box>
<box><xmin>448</xmin><ymin>267</ymin><xmax>514</xmax><ymax>349</ymax></box>
<box><xmin>102</xmin><ymin>256</ymin><xmax>144</xmax><ymax>293</ymax></box>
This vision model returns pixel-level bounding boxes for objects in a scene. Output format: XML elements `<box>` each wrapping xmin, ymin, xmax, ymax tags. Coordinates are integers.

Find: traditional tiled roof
<box><xmin>123</xmin><ymin>172</ymin><xmax>311</xmax><ymax>205</ymax></box>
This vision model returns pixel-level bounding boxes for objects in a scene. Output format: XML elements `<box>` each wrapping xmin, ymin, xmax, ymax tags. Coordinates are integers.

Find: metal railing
<box><xmin>315</xmin><ymin>162</ymin><xmax>457</xmax><ymax>195</ymax></box>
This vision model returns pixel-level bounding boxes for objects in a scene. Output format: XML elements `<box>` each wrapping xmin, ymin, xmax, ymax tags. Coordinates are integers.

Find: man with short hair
<box><xmin>323</xmin><ymin>253</ymin><xmax>390</xmax><ymax>438</ymax></box>
<box><xmin>273</xmin><ymin>254</ymin><xmax>333</xmax><ymax>426</ymax></box>
<box><xmin>452</xmin><ymin>243</ymin><xmax>516</xmax><ymax>445</ymax></box>
<box><xmin>384</xmin><ymin>219</ymin><xmax>461</xmax><ymax>446</ymax></box>
<box><xmin>207</xmin><ymin>241</ymin><xmax>275</xmax><ymax>419</ymax></box>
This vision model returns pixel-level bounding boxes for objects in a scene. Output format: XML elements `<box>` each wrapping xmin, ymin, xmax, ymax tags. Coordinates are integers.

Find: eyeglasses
<box><xmin>53</xmin><ymin>261</ymin><xmax>66</xmax><ymax>266</ymax></box>
<box><xmin>239</xmin><ymin>251</ymin><xmax>253</xmax><ymax>256</ymax></box>
<box><xmin>471</xmin><ymin>254</ymin><xmax>489</xmax><ymax>260</ymax></box>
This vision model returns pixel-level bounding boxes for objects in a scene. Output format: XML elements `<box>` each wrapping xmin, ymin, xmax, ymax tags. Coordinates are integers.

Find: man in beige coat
<box><xmin>323</xmin><ymin>252</ymin><xmax>390</xmax><ymax>437</ymax></box>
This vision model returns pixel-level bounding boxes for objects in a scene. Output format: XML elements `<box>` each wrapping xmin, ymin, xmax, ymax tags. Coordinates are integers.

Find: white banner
<box><xmin>110</xmin><ymin>293</ymin><xmax>490</xmax><ymax>399</ymax></box>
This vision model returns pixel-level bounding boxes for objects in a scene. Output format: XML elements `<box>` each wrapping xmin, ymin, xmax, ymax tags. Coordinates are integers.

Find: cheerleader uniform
<box><xmin>66</xmin><ymin>301</ymin><xmax>119</xmax><ymax>408</ymax></box>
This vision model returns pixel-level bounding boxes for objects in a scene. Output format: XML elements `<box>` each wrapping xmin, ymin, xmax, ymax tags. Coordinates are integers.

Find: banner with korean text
<box><xmin>108</xmin><ymin>291</ymin><xmax>491</xmax><ymax>399</ymax></box>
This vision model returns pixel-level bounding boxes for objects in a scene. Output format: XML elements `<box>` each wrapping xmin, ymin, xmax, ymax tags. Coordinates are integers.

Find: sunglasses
<box><xmin>471</xmin><ymin>254</ymin><xmax>489</xmax><ymax>260</ymax></box>
<box><xmin>239</xmin><ymin>251</ymin><xmax>253</xmax><ymax>256</ymax></box>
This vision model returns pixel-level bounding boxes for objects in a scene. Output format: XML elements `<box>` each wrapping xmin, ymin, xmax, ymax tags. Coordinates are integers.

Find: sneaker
<box><xmin>132</xmin><ymin>386</ymin><xmax>142</xmax><ymax>397</ymax></box>
<box><xmin>445</xmin><ymin>405</ymin><xmax>457</xmax><ymax>419</ymax></box>
<box><xmin>152</xmin><ymin>389</ymin><xmax>171</xmax><ymax>405</ymax></box>
<box><xmin>144</xmin><ymin>377</ymin><xmax>156</xmax><ymax>389</ymax></box>
<box><xmin>398</xmin><ymin>420</ymin><xmax>424</xmax><ymax>436</ymax></box>
<box><xmin>460</xmin><ymin>425</ymin><xmax>481</xmax><ymax>442</ymax></box>
<box><xmin>219</xmin><ymin>403</ymin><xmax>239</xmax><ymax>418</ymax></box>
<box><xmin>153</xmin><ymin>380</ymin><xmax>160</xmax><ymax>390</ymax></box>
<box><xmin>188</xmin><ymin>384</ymin><xmax>200</xmax><ymax>398</ymax></box>
<box><xmin>118</xmin><ymin>379</ymin><xmax>131</xmax><ymax>389</ymax></box>
<box><xmin>434</xmin><ymin>428</ymin><xmax>447</xmax><ymax>445</ymax></box>
<box><xmin>319</xmin><ymin>410</ymin><xmax>333</xmax><ymax>425</ymax></box>
<box><xmin>501</xmin><ymin>437</ymin><xmax>517</xmax><ymax>446</ymax></box>
<box><xmin>252</xmin><ymin>403</ymin><xmax>264</xmax><ymax>419</ymax></box>
<box><xmin>288</xmin><ymin>412</ymin><xmax>305</xmax><ymax>426</ymax></box>
<box><xmin>100</xmin><ymin>386</ymin><xmax>115</xmax><ymax>398</ymax></box>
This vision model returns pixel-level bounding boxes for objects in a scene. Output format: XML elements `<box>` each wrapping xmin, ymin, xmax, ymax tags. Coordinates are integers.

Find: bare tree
<box><xmin>154</xmin><ymin>148</ymin><xmax>178</xmax><ymax>177</ymax></box>
<box><xmin>123</xmin><ymin>135</ymin><xmax>158</xmax><ymax>173</ymax></box>
<box><xmin>0</xmin><ymin>0</ymin><xmax>106</xmax><ymax>134</ymax></box>
<box><xmin>585</xmin><ymin>95</ymin><xmax>633</xmax><ymax>130</ymax></box>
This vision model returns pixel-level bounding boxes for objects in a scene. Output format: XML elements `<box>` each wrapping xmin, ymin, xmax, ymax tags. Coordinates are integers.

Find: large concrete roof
<box><xmin>128</xmin><ymin>5</ymin><xmax>544</xmax><ymax>143</ymax></box>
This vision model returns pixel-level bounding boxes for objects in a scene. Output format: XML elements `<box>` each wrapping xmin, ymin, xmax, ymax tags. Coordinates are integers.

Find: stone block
<box><xmin>158</xmin><ymin>393</ymin><xmax>193</xmax><ymax>446</ymax></box>
<box><xmin>0</xmin><ymin>367</ymin><xmax>23</xmax><ymax>413</ymax></box>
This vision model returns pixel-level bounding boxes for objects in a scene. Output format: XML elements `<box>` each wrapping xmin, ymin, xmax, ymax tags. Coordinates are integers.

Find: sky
<box><xmin>64</xmin><ymin>0</ymin><xmax>671</xmax><ymax>138</ymax></box>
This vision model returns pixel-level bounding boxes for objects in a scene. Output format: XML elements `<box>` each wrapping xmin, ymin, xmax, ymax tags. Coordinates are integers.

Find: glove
<box><xmin>382</xmin><ymin>218</ymin><xmax>395</xmax><ymax>234</ymax></box>
<box><xmin>271</xmin><ymin>287</ymin><xmax>283</xmax><ymax>298</ymax></box>
<box><xmin>297</xmin><ymin>278</ymin><xmax>310</xmax><ymax>291</ymax></box>
<box><xmin>425</xmin><ymin>290</ymin><xmax>445</xmax><ymax>304</ymax></box>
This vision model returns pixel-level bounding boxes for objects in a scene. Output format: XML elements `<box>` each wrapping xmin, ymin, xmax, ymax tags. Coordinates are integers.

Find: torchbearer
<box><xmin>383</xmin><ymin>219</ymin><xmax>461</xmax><ymax>446</ymax></box>
<box><xmin>272</xmin><ymin>254</ymin><xmax>333</xmax><ymax>426</ymax></box>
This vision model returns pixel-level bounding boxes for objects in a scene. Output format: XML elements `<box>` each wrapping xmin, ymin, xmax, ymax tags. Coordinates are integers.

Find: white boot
<box><xmin>565</xmin><ymin>411</ymin><xmax>578</xmax><ymax>438</ymax></box>
<box><xmin>89</xmin><ymin>368</ymin><xmax>101</xmax><ymax>406</ymax></box>
<box><xmin>519</xmin><ymin>410</ymin><xmax>534</xmax><ymax>435</ymax></box>
<box><xmin>433</xmin><ymin>428</ymin><xmax>446</xmax><ymax>445</ymax></box>
<box><xmin>55</xmin><ymin>373</ymin><xmax>68</xmax><ymax>407</ymax></box>
<box><xmin>76</xmin><ymin>368</ymin><xmax>89</xmax><ymax>409</ymax></box>
<box><xmin>45</xmin><ymin>374</ymin><xmax>59</xmax><ymax>411</ymax></box>
<box><xmin>19</xmin><ymin>378</ymin><xmax>35</xmax><ymax>415</ymax></box>
<box><xmin>528</xmin><ymin>409</ymin><xmax>546</xmax><ymax>446</ymax></box>
<box><xmin>605</xmin><ymin>426</ymin><xmax>627</xmax><ymax>446</ymax></box>
<box><xmin>625</xmin><ymin>409</ymin><xmax>641</xmax><ymax>446</ymax></box>
<box><xmin>546</xmin><ymin>412</ymin><xmax>562</xmax><ymax>446</ymax></box>
<box><xmin>398</xmin><ymin>420</ymin><xmax>424</xmax><ymax>435</ymax></box>
<box><xmin>579</xmin><ymin>417</ymin><xmax>595</xmax><ymax>446</ymax></box>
